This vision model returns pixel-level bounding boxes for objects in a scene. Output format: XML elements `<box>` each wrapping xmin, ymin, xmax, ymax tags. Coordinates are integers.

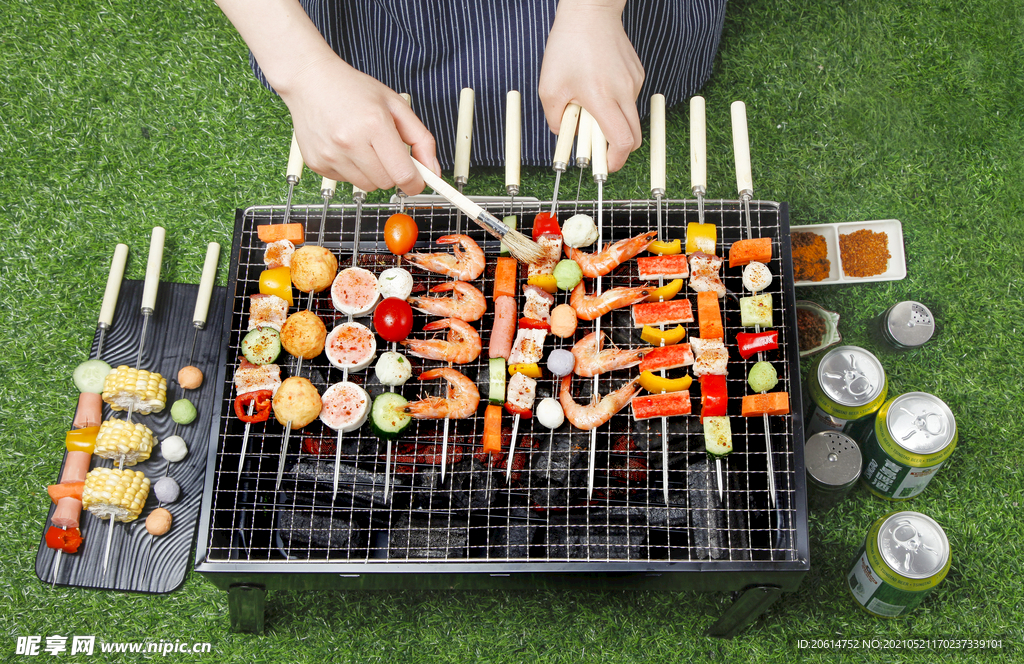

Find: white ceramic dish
<box><xmin>791</xmin><ymin>219</ymin><xmax>906</xmax><ymax>286</ymax></box>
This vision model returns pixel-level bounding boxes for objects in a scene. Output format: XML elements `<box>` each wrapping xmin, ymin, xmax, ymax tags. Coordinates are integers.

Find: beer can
<box><xmin>861</xmin><ymin>392</ymin><xmax>957</xmax><ymax>500</ymax></box>
<box><xmin>877</xmin><ymin>301</ymin><xmax>935</xmax><ymax>350</ymax></box>
<box><xmin>805</xmin><ymin>346</ymin><xmax>888</xmax><ymax>437</ymax></box>
<box><xmin>847</xmin><ymin>511</ymin><xmax>950</xmax><ymax>617</ymax></box>
<box><xmin>805</xmin><ymin>431</ymin><xmax>861</xmax><ymax>510</ymax></box>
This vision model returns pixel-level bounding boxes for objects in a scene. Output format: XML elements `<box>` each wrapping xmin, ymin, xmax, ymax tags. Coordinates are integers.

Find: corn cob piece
<box><xmin>81</xmin><ymin>467</ymin><xmax>151</xmax><ymax>522</ymax></box>
<box><xmin>94</xmin><ymin>418</ymin><xmax>156</xmax><ymax>466</ymax></box>
<box><xmin>101</xmin><ymin>365</ymin><xmax>167</xmax><ymax>414</ymax></box>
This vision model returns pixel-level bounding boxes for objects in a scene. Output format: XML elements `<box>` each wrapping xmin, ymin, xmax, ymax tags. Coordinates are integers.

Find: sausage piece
<box><xmin>60</xmin><ymin>451</ymin><xmax>92</xmax><ymax>484</ymax></box>
<box><xmin>51</xmin><ymin>497</ymin><xmax>82</xmax><ymax>529</ymax></box>
<box><xmin>488</xmin><ymin>296</ymin><xmax>517</xmax><ymax>360</ymax></box>
<box><xmin>72</xmin><ymin>392</ymin><xmax>103</xmax><ymax>429</ymax></box>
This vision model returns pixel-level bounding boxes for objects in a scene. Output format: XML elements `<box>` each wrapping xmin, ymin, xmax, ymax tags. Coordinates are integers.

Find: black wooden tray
<box><xmin>35</xmin><ymin>279</ymin><xmax>226</xmax><ymax>593</ymax></box>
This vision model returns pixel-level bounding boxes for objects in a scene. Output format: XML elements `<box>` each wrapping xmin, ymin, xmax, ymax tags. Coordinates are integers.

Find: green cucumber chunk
<box><xmin>704</xmin><ymin>415</ymin><xmax>733</xmax><ymax>458</ymax></box>
<box><xmin>489</xmin><ymin>357</ymin><xmax>506</xmax><ymax>405</ymax></box>
<box><xmin>370</xmin><ymin>392</ymin><xmax>412</xmax><ymax>441</ymax></box>
<box><xmin>499</xmin><ymin>216</ymin><xmax>517</xmax><ymax>256</ymax></box>
<box><xmin>73</xmin><ymin>359</ymin><xmax>112</xmax><ymax>393</ymax></box>
<box><xmin>241</xmin><ymin>327</ymin><xmax>281</xmax><ymax>365</ymax></box>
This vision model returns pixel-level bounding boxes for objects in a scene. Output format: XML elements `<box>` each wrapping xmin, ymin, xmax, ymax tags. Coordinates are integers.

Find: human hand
<box><xmin>538</xmin><ymin>0</ymin><xmax>644</xmax><ymax>172</ymax></box>
<box><xmin>278</xmin><ymin>54</ymin><xmax>440</xmax><ymax>194</ymax></box>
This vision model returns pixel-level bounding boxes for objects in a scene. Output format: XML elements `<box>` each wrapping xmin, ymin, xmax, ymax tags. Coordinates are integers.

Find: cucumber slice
<box><xmin>488</xmin><ymin>357</ymin><xmax>506</xmax><ymax>405</ymax></box>
<box><xmin>739</xmin><ymin>293</ymin><xmax>773</xmax><ymax>328</ymax></box>
<box><xmin>241</xmin><ymin>327</ymin><xmax>281</xmax><ymax>365</ymax></box>
<box><xmin>499</xmin><ymin>216</ymin><xmax>517</xmax><ymax>256</ymax></box>
<box><xmin>73</xmin><ymin>359</ymin><xmax>112</xmax><ymax>393</ymax></box>
<box><xmin>369</xmin><ymin>392</ymin><xmax>412</xmax><ymax>441</ymax></box>
<box><xmin>703</xmin><ymin>415</ymin><xmax>733</xmax><ymax>458</ymax></box>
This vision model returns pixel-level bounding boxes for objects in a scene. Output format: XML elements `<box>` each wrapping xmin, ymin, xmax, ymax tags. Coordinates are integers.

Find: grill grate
<box><xmin>201</xmin><ymin>199</ymin><xmax>802</xmax><ymax>566</ymax></box>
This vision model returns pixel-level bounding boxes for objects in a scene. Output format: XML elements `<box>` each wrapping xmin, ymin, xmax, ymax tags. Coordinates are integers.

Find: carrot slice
<box><xmin>740</xmin><ymin>392</ymin><xmax>790</xmax><ymax>417</ymax></box>
<box><xmin>47</xmin><ymin>481</ymin><xmax>84</xmax><ymax>504</ymax></box>
<box><xmin>257</xmin><ymin>223</ymin><xmax>305</xmax><ymax>244</ymax></box>
<box><xmin>728</xmin><ymin>237</ymin><xmax>772</xmax><ymax>268</ymax></box>
<box><xmin>482</xmin><ymin>404</ymin><xmax>503</xmax><ymax>455</ymax></box>
<box><xmin>697</xmin><ymin>291</ymin><xmax>723</xmax><ymax>339</ymax></box>
<box><xmin>493</xmin><ymin>257</ymin><xmax>517</xmax><ymax>300</ymax></box>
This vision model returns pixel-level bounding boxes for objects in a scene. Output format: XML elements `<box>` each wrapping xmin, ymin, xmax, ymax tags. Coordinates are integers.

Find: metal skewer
<box><xmin>52</xmin><ymin>243</ymin><xmax>129</xmax><ymax>587</ymax></box>
<box><xmin>549</xmin><ymin>104</ymin><xmax>581</xmax><ymax>217</ymax></box>
<box><xmin>573</xmin><ymin>109</ymin><xmax>593</xmax><ymax>213</ymax></box>
<box><xmin>731</xmin><ymin>100</ymin><xmax>777</xmax><ymax>509</ymax></box>
<box><xmin>587</xmin><ymin>120</ymin><xmax>609</xmax><ymax>500</ymax></box>
<box><xmin>103</xmin><ymin>226</ymin><xmax>165</xmax><ymax>575</ymax></box>
<box><xmin>504</xmin><ymin>91</ymin><xmax>524</xmax><ymax>482</ymax></box>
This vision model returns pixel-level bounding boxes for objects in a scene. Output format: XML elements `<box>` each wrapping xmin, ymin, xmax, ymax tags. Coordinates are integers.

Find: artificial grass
<box><xmin>2</xmin><ymin>0</ymin><xmax>1023</xmax><ymax>662</ymax></box>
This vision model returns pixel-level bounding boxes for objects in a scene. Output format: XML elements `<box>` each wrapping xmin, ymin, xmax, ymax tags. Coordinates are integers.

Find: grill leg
<box><xmin>228</xmin><ymin>584</ymin><xmax>267</xmax><ymax>634</ymax></box>
<box><xmin>706</xmin><ymin>585</ymin><xmax>783</xmax><ymax>638</ymax></box>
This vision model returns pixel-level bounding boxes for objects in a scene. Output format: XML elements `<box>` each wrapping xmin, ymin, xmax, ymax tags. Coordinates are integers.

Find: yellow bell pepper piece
<box><xmin>638</xmin><ymin>370</ymin><xmax>692</xmax><ymax>394</ymax></box>
<box><xmin>65</xmin><ymin>426</ymin><xmax>100</xmax><ymax>454</ymax></box>
<box><xmin>644</xmin><ymin>278</ymin><xmax>684</xmax><ymax>303</ymax></box>
<box><xmin>640</xmin><ymin>324</ymin><xmax>687</xmax><ymax>347</ymax></box>
<box><xmin>685</xmin><ymin>222</ymin><xmax>717</xmax><ymax>255</ymax></box>
<box><xmin>508</xmin><ymin>363</ymin><xmax>543</xmax><ymax>378</ymax></box>
<box><xmin>259</xmin><ymin>266</ymin><xmax>294</xmax><ymax>306</ymax></box>
<box><xmin>647</xmin><ymin>239</ymin><xmax>682</xmax><ymax>255</ymax></box>
<box><xmin>527</xmin><ymin>274</ymin><xmax>558</xmax><ymax>294</ymax></box>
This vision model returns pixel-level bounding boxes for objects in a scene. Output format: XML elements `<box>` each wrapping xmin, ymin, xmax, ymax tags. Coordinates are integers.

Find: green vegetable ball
<box><xmin>747</xmin><ymin>361</ymin><xmax>779</xmax><ymax>393</ymax></box>
<box><xmin>553</xmin><ymin>259</ymin><xmax>583</xmax><ymax>291</ymax></box>
<box><xmin>170</xmin><ymin>398</ymin><xmax>198</xmax><ymax>425</ymax></box>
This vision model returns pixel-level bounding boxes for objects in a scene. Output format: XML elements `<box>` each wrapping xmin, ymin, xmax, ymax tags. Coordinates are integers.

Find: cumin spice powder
<box><xmin>792</xmin><ymin>231</ymin><xmax>830</xmax><ymax>281</ymax></box>
<box><xmin>840</xmin><ymin>229</ymin><xmax>890</xmax><ymax>277</ymax></box>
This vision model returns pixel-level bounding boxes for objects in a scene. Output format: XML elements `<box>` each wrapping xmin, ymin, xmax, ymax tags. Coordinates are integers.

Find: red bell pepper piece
<box><xmin>45</xmin><ymin>526</ymin><xmax>83</xmax><ymax>553</ymax></box>
<box><xmin>532</xmin><ymin>212</ymin><xmax>561</xmax><ymax>240</ymax></box>
<box><xmin>504</xmin><ymin>402</ymin><xmax>533</xmax><ymax>419</ymax></box>
<box><xmin>518</xmin><ymin>317</ymin><xmax>551</xmax><ymax>331</ymax></box>
<box><xmin>234</xmin><ymin>390</ymin><xmax>273</xmax><ymax>423</ymax></box>
<box><xmin>699</xmin><ymin>375</ymin><xmax>728</xmax><ymax>422</ymax></box>
<box><xmin>735</xmin><ymin>330</ymin><xmax>779</xmax><ymax>359</ymax></box>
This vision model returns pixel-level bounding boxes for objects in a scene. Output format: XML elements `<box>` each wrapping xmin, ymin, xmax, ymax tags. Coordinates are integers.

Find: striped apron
<box><xmin>251</xmin><ymin>0</ymin><xmax>727</xmax><ymax>169</ymax></box>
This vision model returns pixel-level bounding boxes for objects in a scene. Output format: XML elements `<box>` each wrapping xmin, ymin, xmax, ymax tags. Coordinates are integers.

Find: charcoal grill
<box><xmin>195</xmin><ymin>198</ymin><xmax>809</xmax><ymax>637</ymax></box>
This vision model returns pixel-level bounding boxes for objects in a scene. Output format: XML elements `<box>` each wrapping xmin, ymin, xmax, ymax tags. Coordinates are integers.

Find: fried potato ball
<box><xmin>273</xmin><ymin>376</ymin><xmax>322</xmax><ymax>428</ymax></box>
<box><xmin>280</xmin><ymin>310</ymin><xmax>327</xmax><ymax>360</ymax></box>
<box><xmin>290</xmin><ymin>245</ymin><xmax>338</xmax><ymax>293</ymax></box>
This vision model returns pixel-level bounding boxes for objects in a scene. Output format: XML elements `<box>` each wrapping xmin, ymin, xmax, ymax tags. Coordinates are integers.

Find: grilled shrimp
<box><xmin>569</xmin><ymin>281</ymin><xmax>651</xmax><ymax>321</ymax></box>
<box><xmin>407</xmin><ymin>280</ymin><xmax>486</xmax><ymax>322</ymax></box>
<box><xmin>558</xmin><ymin>375</ymin><xmax>639</xmax><ymax>431</ymax></box>
<box><xmin>404</xmin><ymin>234</ymin><xmax>485</xmax><ymax>281</ymax></box>
<box><xmin>571</xmin><ymin>331</ymin><xmax>653</xmax><ymax>377</ymax></box>
<box><xmin>401</xmin><ymin>317</ymin><xmax>481</xmax><ymax>364</ymax></box>
<box><xmin>404</xmin><ymin>367</ymin><xmax>480</xmax><ymax>419</ymax></box>
<box><xmin>564</xmin><ymin>231</ymin><xmax>658</xmax><ymax>278</ymax></box>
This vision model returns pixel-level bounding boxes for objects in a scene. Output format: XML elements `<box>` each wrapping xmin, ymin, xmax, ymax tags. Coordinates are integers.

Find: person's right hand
<box><xmin>277</xmin><ymin>53</ymin><xmax>439</xmax><ymax>194</ymax></box>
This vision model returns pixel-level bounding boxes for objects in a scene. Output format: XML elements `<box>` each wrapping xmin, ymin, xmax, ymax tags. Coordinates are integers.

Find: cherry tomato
<box><xmin>373</xmin><ymin>297</ymin><xmax>414</xmax><ymax>342</ymax></box>
<box><xmin>384</xmin><ymin>213</ymin><xmax>418</xmax><ymax>255</ymax></box>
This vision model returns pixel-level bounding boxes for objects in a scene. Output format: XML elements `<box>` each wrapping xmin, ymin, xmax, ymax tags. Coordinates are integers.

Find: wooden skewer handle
<box><xmin>505</xmin><ymin>90</ymin><xmax>521</xmax><ymax>192</ymax></box>
<box><xmin>650</xmin><ymin>94</ymin><xmax>666</xmax><ymax>195</ymax></box>
<box><xmin>731</xmin><ymin>100</ymin><xmax>753</xmax><ymax>196</ymax></box>
<box><xmin>286</xmin><ymin>132</ymin><xmax>304</xmax><ymax>183</ymax></box>
<box><xmin>320</xmin><ymin>177</ymin><xmax>336</xmax><ymax>198</ymax></box>
<box><xmin>576</xmin><ymin>108</ymin><xmax>594</xmax><ymax>167</ymax></box>
<box><xmin>552</xmin><ymin>103</ymin><xmax>581</xmax><ymax>170</ymax></box>
<box><xmin>193</xmin><ymin>242</ymin><xmax>220</xmax><ymax>327</ymax></box>
<box><xmin>454</xmin><ymin>88</ymin><xmax>475</xmax><ymax>183</ymax></box>
<box><xmin>591</xmin><ymin>120</ymin><xmax>608</xmax><ymax>182</ymax></box>
<box><xmin>690</xmin><ymin>96</ymin><xmax>707</xmax><ymax>194</ymax></box>
<box><xmin>98</xmin><ymin>243</ymin><xmax>129</xmax><ymax>327</ymax></box>
<box><xmin>412</xmin><ymin>158</ymin><xmax>484</xmax><ymax>220</ymax></box>
<box><xmin>141</xmin><ymin>226</ymin><xmax>165</xmax><ymax>313</ymax></box>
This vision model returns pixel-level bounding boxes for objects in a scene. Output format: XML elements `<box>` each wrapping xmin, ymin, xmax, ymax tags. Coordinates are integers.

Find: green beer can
<box><xmin>861</xmin><ymin>392</ymin><xmax>957</xmax><ymax>500</ymax></box>
<box><xmin>805</xmin><ymin>346</ymin><xmax>888</xmax><ymax>437</ymax></box>
<box><xmin>848</xmin><ymin>511</ymin><xmax>950</xmax><ymax>617</ymax></box>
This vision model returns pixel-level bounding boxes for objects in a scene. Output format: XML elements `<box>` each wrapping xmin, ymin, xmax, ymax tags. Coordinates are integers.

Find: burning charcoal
<box><xmin>467</xmin><ymin>460</ymin><xmax>503</xmax><ymax>509</ymax></box>
<box><xmin>490</xmin><ymin>509</ymin><xmax>537</xmax><ymax>559</ymax></box>
<box><xmin>531</xmin><ymin>436</ymin><xmax>585</xmax><ymax>486</ymax></box>
<box><xmin>388</xmin><ymin>515</ymin><xmax>468</xmax><ymax>559</ymax></box>
<box><xmin>565</xmin><ymin>523</ymin><xmax>645</xmax><ymax>560</ymax></box>
<box><xmin>288</xmin><ymin>458</ymin><xmax>394</xmax><ymax>507</ymax></box>
<box><xmin>686</xmin><ymin>456</ymin><xmax>726</xmax><ymax>560</ymax></box>
<box><xmin>275</xmin><ymin>508</ymin><xmax>369</xmax><ymax>554</ymax></box>
<box><xmin>646</xmin><ymin>491</ymin><xmax>690</xmax><ymax>528</ymax></box>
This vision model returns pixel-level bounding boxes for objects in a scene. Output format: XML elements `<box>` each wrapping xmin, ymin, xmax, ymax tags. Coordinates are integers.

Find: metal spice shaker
<box><xmin>805</xmin><ymin>431</ymin><xmax>862</xmax><ymax>510</ymax></box>
<box><xmin>874</xmin><ymin>301</ymin><xmax>935</xmax><ymax>350</ymax></box>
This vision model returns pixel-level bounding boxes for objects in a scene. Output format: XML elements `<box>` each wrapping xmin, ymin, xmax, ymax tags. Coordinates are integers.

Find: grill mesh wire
<box><xmin>205</xmin><ymin>200</ymin><xmax>800</xmax><ymax>563</ymax></box>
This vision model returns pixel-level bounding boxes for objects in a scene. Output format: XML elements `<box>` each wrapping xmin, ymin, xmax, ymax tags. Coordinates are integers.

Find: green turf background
<box><xmin>2</xmin><ymin>0</ymin><xmax>1022</xmax><ymax>661</ymax></box>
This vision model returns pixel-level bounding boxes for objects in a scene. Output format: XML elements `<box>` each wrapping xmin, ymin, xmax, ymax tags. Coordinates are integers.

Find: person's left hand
<box><xmin>538</xmin><ymin>0</ymin><xmax>644</xmax><ymax>172</ymax></box>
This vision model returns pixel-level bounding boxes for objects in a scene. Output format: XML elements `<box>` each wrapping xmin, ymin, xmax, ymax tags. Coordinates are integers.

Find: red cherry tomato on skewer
<box><xmin>384</xmin><ymin>213</ymin><xmax>418</xmax><ymax>255</ymax></box>
<box><xmin>374</xmin><ymin>297</ymin><xmax>414</xmax><ymax>342</ymax></box>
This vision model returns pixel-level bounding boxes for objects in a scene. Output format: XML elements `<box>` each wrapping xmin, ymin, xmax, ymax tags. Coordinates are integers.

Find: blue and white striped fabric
<box><xmin>251</xmin><ymin>0</ymin><xmax>727</xmax><ymax>169</ymax></box>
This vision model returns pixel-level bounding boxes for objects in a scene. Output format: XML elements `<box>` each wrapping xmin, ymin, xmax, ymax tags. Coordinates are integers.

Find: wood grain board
<box><xmin>35</xmin><ymin>279</ymin><xmax>226</xmax><ymax>593</ymax></box>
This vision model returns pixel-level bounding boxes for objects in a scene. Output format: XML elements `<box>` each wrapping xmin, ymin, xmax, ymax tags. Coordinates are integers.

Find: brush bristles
<box><xmin>502</xmin><ymin>229</ymin><xmax>546</xmax><ymax>264</ymax></box>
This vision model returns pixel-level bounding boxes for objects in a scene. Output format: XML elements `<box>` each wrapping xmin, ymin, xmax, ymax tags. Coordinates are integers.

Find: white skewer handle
<box><xmin>98</xmin><ymin>243</ymin><xmax>129</xmax><ymax>326</ymax></box>
<box><xmin>321</xmin><ymin>177</ymin><xmax>337</xmax><ymax>198</ymax></box>
<box><xmin>505</xmin><ymin>90</ymin><xmax>522</xmax><ymax>192</ymax></box>
<box><xmin>141</xmin><ymin>227</ymin><xmax>165</xmax><ymax>312</ymax></box>
<box><xmin>286</xmin><ymin>132</ymin><xmax>304</xmax><ymax>183</ymax></box>
<box><xmin>650</xmin><ymin>94</ymin><xmax>666</xmax><ymax>195</ymax></box>
<box><xmin>576</xmin><ymin>108</ymin><xmax>594</xmax><ymax>167</ymax></box>
<box><xmin>690</xmin><ymin>96</ymin><xmax>707</xmax><ymax>194</ymax></box>
<box><xmin>730</xmin><ymin>101</ymin><xmax>753</xmax><ymax>196</ymax></box>
<box><xmin>192</xmin><ymin>242</ymin><xmax>220</xmax><ymax>327</ymax></box>
<box><xmin>454</xmin><ymin>88</ymin><xmax>475</xmax><ymax>183</ymax></box>
<box><xmin>591</xmin><ymin>121</ymin><xmax>608</xmax><ymax>182</ymax></box>
<box><xmin>412</xmin><ymin>158</ymin><xmax>485</xmax><ymax>220</ymax></box>
<box><xmin>552</xmin><ymin>103</ymin><xmax>581</xmax><ymax>170</ymax></box>
<box><xmin>400</xmin><ymin>93</ymin><xmax>413</xmax><ymax>155</ymax></box>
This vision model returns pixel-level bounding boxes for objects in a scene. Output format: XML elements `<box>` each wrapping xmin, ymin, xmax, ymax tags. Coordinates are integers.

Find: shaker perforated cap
<box><xmin>885</xmin><ymin>301</ymin><xmax>934</xmax><ymax>347</ymax></box>
<box><xmin>805</xmin><ymin>431</ymin><xmax>861</xmax><ymax>488</ymax></box>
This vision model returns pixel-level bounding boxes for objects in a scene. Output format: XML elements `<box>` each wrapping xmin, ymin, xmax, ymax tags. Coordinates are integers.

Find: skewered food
<box><xmin>747</xmin><ymin>361</ymin><xmax>779</xmax><ymax>393</ymax></box>
<box><xmin>508</xmin><ymin>362</ymin><xmax>542</xmax><ymax>378</ymax></box>
<box><xmin>558</xmin><ymin>375</ymin><xmax>639</xmax><ymax>431</ymax></box>
<box><xmin>259</xmin><ymin>266</ymin><xmax>294</xmax><ymax>306</ymax></box>
<box><xmin>73</xmin><ymin>359</ymin><xmax>112</xmax><ymax>393</ymax></box>
<box><xmin>47</xmin><ymin>482</ymin><xmax>84</xmax><ymax>504</ymax></box>
<box><xmin>403</xmin><ymin>368</ymin><xmax>480</xmax><ymax>420</ymax></box>
<box><xmin>407</xmin><ymin>281</ymin><xmax>486</xmax><ymax>322</ymax></box>
<box><xmin>153</xmin><ymin>476</ymin><xmax>180</xmax><ymax>503</ymax></box>
<box><xmin>45</xmin><ymin>526</ymin><xmax>83</xmax><ymax>553</ymax></box>
<box><xmin>729</xmin><ymin>237</ymin><xmax>772</xmax><ymax>267</ymax></box>
<box><xmin>691</xmin><ymin>347</ymin><xmax>729</xmax><ymax>377</ymax></box>
<box><xmin>170</xmin><ymin>398</ymin><xmax>197</xmax><ymax>425</ymax></box>
<box><xmin>81</xmin><ymin>467</ymin><xmax>151</xmax><ymax>522</ymax></box>
<box><xmin>639</xmin><ymin>344</ymin><xmax>694</xmax><ymax>372</ymax></box>
<box><xmin>177</xmin><ymin>365</ymin><xmax>203</xmax><ymax>390</ymax></box>
<box><xmin>523</xmin><ymin>285</ymin><xmax>555</xmax><ymax>321</ymax></box>
<box><xmin>631</xmin><ymin>392</ymin><xmax>692</xmax><ymax>420</ymax></box>
<box><xmin>685</xmin><ymin>222</ymin><xmax>717</xmax><ymax>254</ymax></box>
<box><xmin>101</xmin><ymin>366</ymin><xmax>167</xmax><ymax>414</ymax></box>
<box><xmin>272</xmin><ymin>376</ymin><xmax>322</xmax><ymax>428</ymax></box>
<box><xmin>403</xmin><ymin>318</ymin><xmax>481</xmax><ymax>364</ymax></box>
<box><xmin>505</xmin><ymin>372</ymin><xmax>537</xmax><ymax>417</ymax></box>
<box><xmin>233</xmin><ymin>358</ymin><xmax>282</xmax><ymax>395</ymax></box>
<box><xmin>234</xmin><ymin>390</ymin><xmax>273</xmax><ymax>423</ymax></box>
<box><xmin>536</xmin><ymin>398</ymin><xmax>564</xmax><ymax>429</ymax></box>
<box><xmin>319</xmin><ymin>381</ymin><xmax>371</xmax><ymax>432</ymax></box>
<box><xmin>645</xmin><ymin>279</ymin><xmax>684</xmax><ymax>303</ymax></box>
<box><xmin>374</xmin><ymin>351</ymin><xmax>412</xmax><ymax>386</ymax></box>
<box><xmin>94</xmin><ymin>418</ymin><xmax>156</xmax><ymax>466</ymax></box>
<box><xmin>553</xmin><ymin>260</ymin><xmax>582</xmax><ymax>291</ymax></box>
<box><xmin>549</xmin><ymin>304</ymin><xmax>578</xmax><ymax>339</ymax></box>
<box><xmin>332</xmin><ymin>267</ymin><xmax>380</xmax><ymax>316</ymax></box>
<box><xmin>326</xmin><ymin>322</ymin><xmax>377</xmax><ymax>371</ymax></box>
<box><xmin>546</xmin><ymin>349</ymin><xmax>575</xmax><ymax>377</ymax></box>
<box><xmin>564</xmin><ymin>230</ymin><xmax>657</xmax><ymax>278</ymax></box>
<box><xmin>637</xmin><ymin>255</ymin><xmax>689</xmax><ymax>280</ymax></box>
<box><xmin>561</xmin><ymin>213</ymin><xmax>598</xmax><ymax>248</ymax></box>
<box><xmin>647</xmin><ymin>239</ymin><xmax>682</xmax><ymax>255</ymax></box>
<box><xmin>72</xmin><ymin>393</ymin><xmax>104</xmax><ymax>429</ymax></box>
<box><xmin>740</xmin><ymin>294</ymin><xmax>773</xmax><ymax>327</ymax></box>
<box><xmin>638</xmin><ymin>371</ymin><xmax>692</xmax><ymax>394</ymax></box>
<box><xmin>689</xmin><ymin>337</ymin><xmax>725</xmax><ymax>358</ymax></box>
<box><xmin>570</xmin><ymin>282</ymin><xmax>651</xmax><ymax>321</ymax></box>
<box><xmin>631</xmin><ymin>299</ymin><xmax>694</xmax><ymax>327</ymax></box>
<box><xmin>699</xmin><ymin>375</ymin><xmax>728</xmax><ymax>421</ymax></box>
<box><xmin>570</xmin><ymin>331</ymin><xmax>651</xmax><ymax>377</ymax></box>
<box><xmin>703</xmin><ymin>416</ymin><xmax>733</xmax><ymax>457</ymax></box>
<box><xmin>160</xmin><ymin>435</ymin><xmax>188</xmax><ymax>462</ymax></box>
<box><xmin>146</xmin><ymin>507</ymin><xmax>173</xmax><ymax>536</ymax></box>
<box><xmin>241</xmin><ymin>327</ymin><xmax>282</xmax><ymax>365</ymax></box>
<box><xmin>508</xmin><ymin>326</ymin><xmax>547</xmax><ymax>365</ymax></box>
<box><xmin>373</xmin><ymin>298</ymin><xmax>414</xmax><ymax>342</ymax></box>
<box><xmin>697</xmin><ymin>291</ymin><xmax>724</xmax><ymax>339</ymax></box>
<box><xmin>489</xmin><ymin>296</ymin><xmax>517</xmax><ymax>359</ymax></box>
<box><xmin>384</xmin><ymin>213</ymin><xmax>419</xmax><ymax>255</ymax></box>
<box><xmin>736</xmin><ymin>330</ymin><xmax>779</xmax><ymax>359</ymax></box>
<box><xmin>257</xmin><ymin>222</ymin><xmax>304</xmax><ymax>244</ymax></box>
<box><xmin>639</xmin><ymin>324</ymin><xmax>686</xmax><ymax>347</ymax></box>
<box><xmin>281</xmin><ymin>310</ymin><xmax>327</xmax><ymax>360</ymax></box>
<box><xmin>377</xmin><ymin>267</ymin><xmax>414</xmax><ymax>301</ymax></box>
<box><xmin>740</xmin><ymin>392</ymin><xmax>790</xmax><ymax>417</ymax></box>
<box><xmin>688</xmin><ymin>252</ymin><xmax>726</xmax><ymax>297</ymax></box>
<box><xmin>290</xmin><ymin>245</ymin><xmax>338</xmax><ymax>293</ymax></box>
<box><xmin>264</xmin><ymin>238</ymin><xmax>295</xmax><ymax>269</ymax></box>
<box><xmin>742</xmin><ymin>261</ymin><xmax>772</xmax><ymax>293</ymax></box>
<box><xmin>369</xmin><ymin>392</ymin><xmax>412</xmax><ymax>440</ymax></box>
<box><xmin>65</xmin><ymin>428</ymin><xmax>98</xmax><ymax>454</ymax></box>
<box><xmin>404</xmin><ymin>234</ymin><xmax>485</xmax><ymax>281</ymax></box>
<box><xmin>247</xmin><ymin>293</ymin><xmax>289</xmax><ymax>331</ymax></box>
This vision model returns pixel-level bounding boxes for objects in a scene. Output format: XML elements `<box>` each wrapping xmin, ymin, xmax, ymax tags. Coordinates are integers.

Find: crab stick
<box><xmin>632</xmin><ymin>299</ymin><xmax>694</xmax><ymax>327</ymax></box>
